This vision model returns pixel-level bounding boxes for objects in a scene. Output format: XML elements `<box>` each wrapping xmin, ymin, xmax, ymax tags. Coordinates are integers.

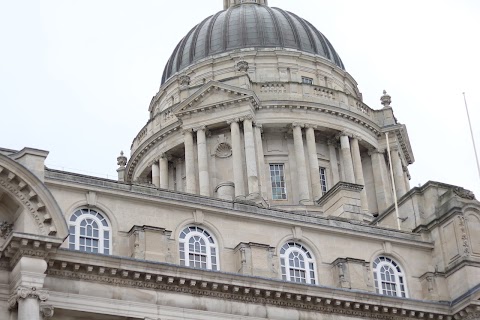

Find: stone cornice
<box><xmin>382</xmin><ymin>125</ymin><xmax>415</xmax><ymax>165</ymax></box>
<box><xmin>256</xmin><ymin>102</ymin><xmax>381</xmax><ymax>137</ymax></box>
<box><xmin>45</xmin><ymin>249</ymin><xmax>472</xmax><ymax>320</ymax></box>
<box><xmin>44</xmin><ymin>169</ymin><xmax>432</xmax><ymax>249</ymax></box>
<box><xmin>126</xmin><ymin>120</ymin><xmax>182</xmax><ymax>182</ymax></box>
<box><xmin>316</xmin><ymin>181</ymin><xmax>364</xmax><ymax>207</ymax></box>
<box><xmin>0</xmin><ymin>232</ymin><xmax>62</xmax><ymax>268</ymax></box>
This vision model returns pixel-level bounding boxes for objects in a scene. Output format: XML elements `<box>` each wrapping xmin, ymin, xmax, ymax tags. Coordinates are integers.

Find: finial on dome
<box><xmin>224</xmin><ymin>0</ymin><xmax>268</xmax><ymax>10</ymax></box>
<box><xmin>381</xmin><ymin>90</ymin><xmax>392</xmax><ymax>108</ymax></box>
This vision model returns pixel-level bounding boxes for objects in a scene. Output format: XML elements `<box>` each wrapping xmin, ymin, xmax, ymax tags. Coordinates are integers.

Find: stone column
<box><xmin>159</xmin><ymin>153</ymin><xmax>169</xmax><ymax>189</ymax></box>
<box><xmin>305</xmin><ymin>125</ymin><xmax>322</xmax><ymax>200</ymax></box>
<box><xmin>292</xmin><ymin>123</ymin><xmax>310</xmax><ymax>202</ymax></box>
<box><xmin>243</xmin><ymin>117</ymin><xmax>259</xmax><ymax>195</ymax></box>
<box><xmin>184</xmin><ymin>129</ymin><xmax>197</xmax><ymax>194</ymax></box>
<box><xmin>328</xmin><ymin>140</ymin><xmax>340</xmax><ymax>185</ymax></box>
<box><xmin>151</xmin><ymin>161</ymin><xmax>160</xmax><ymax>188</ymax></box>
<box><xmin>196</xmin><ymin>126</ymin><xmax>210</xmax><ymax>196</ymax></box>
<box><xmin>369</xmin><ymin>149</ymin><xmax>392</xmax><ymax>212</ymax></box>
<box><xmin>391</xmin><ymin>147</ymin><xmax>407</xmax><ymax>198</ymax></box>
<box><xmin>9</xmin><ymin>257</ymin><xmax>49</xmax><ymax>320</ymax></box>
<box><xmin>254</xmin><ymin>123</ymin><xmax>268</xmax><ymax>199</ymax></box>
<box><xmin>340</xmin><ymin>134</ymin><xmax>355</xmax><ymax>184</ymax></box>
<box><xmin>10</xmin><ymin>287</ymin><xmax>49</xmax><ymax>320</ymax></box>
<box><xmin>175</xmin><ymin>159</ymin><xmax>184</xmax><ymax>192</ymax></box>
<box><xmin>351</xmin><ymin>137</ymin><xmax>369</xmax><ymax>213</ymax></box>
<box><xmin>228</xmin><ymin>118</ymin><xmax>245</xmax><ymax>197</ymax></box>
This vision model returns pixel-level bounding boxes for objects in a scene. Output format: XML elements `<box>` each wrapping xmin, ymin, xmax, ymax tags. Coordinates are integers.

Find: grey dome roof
<box><xmin>161</xmin><ymin>3</ymin><xmax>345</xmax><ymax>84</ymax></box>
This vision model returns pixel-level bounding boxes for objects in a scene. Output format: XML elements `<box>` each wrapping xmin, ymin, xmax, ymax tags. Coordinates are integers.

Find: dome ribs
<box><xmin>189</xmin><ymin>16</ymin><xmax>213</xmax><ymax>65</ymax></box>
<box><xmin>174</xmin><ymin>27</ymin><xmax>197</xmax><ymax>74</ymax></box>
<box><xmin>205</xmin><ymin>11</ymin><xmax>224</xmax><ymax>57</ymax></box>
<box><xmin>263</xmin><ymin>6</ymin><xmax>284</xmax><ymax>48</ymax></box>
<box><xmin>287</xmin><ymin>11</ymin><xmax>318</xmax><ymax>54</ymax></box>
<box><xmin>252</xmin><ymin>5</ymin><xmax>265</xmax><ymax>46</ymax></box>
<box><xmin>165</xmin><ymin>40</ymin><xmax>183</xmax><ymax>82</ymax></box>
<box><xmin>273</xmin><ymin>8</ymin><xmax>301</xmax><ymax>52</ymax></box>
<box><xmin>324</xmin><ymin>37</ymin><xmax>345</xmax><ymax>69</ymax></box>
<box><xmin>304</xmin><ymin>20</ymin><xmax>331</xmax><ymax>60</ymax></box>
<box><xmin>160</xmin><ymin>3</ymin><xmax>345</xmax><ymax>84</ymax></box>
<box><xmin>272</xmin><ymin>8</ymin><xmax>301</xmax><ymax>48</ymax></box>
<box><xmin>222</xmin><ymin>7</ymin><xmax>234</xmax><ymax>53</ymax></box>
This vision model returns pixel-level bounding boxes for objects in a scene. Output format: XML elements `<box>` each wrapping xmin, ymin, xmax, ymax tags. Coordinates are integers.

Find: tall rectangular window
<box><xmin>319</xmin><ymin>167</ymin><xmax>327</xmax><ymax>195</ymax></box>
<box><xmin>270</xmin><ymin>164</ymin><xmax>287</xmax><ymax>200</ymax></box>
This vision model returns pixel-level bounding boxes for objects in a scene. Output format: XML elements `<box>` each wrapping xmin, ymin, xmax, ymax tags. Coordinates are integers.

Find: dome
<box><xmin>161</xmin><ymin>3</ymin><xmax>345</xmax><ymax>84</ymax></box>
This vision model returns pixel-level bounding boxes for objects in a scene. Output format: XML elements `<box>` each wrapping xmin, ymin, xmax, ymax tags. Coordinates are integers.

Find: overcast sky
<box><xmin>1</xmin><ymin>0</ymin><xmax>479</xmax><ymax>197</ymax></box>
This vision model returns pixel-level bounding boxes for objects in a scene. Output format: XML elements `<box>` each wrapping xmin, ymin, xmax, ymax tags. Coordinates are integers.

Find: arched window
<box><xmin>179</xmin><ymin>226</ymin><xmax>218</xmax><ymax>271</ymax></box>
<box><xmin>373</xmin><ymin>256</ymin><xmax>407</xmax><ymax>297</ymax></box>
<box><xmin>280</xmin><ymin>242</ymin><xmax>316</xmax><ymax>284</ymax></box>
<box><xmin>68</xmin><ymin>208</ymin><xmax>111</xmax><ymax>255</ymax></box>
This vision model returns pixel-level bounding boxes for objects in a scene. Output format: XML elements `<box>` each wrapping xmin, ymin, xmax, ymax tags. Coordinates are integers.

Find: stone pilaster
<box><xmin>369</xmin><ymin>148</ymin><xmax>392</xmax><ymax>213</ymax></box>
<box><xmin>243</xmin><ymin>117</ymin><xmax>259</xmax><ymax>195</ymax></box>
<box><xmin>195</xmin><ymin>126</ymin><xmax>210</xmax><ymax>196</ymax></box>
<box><xmin>391</xmin><ymin>147</ymin><xmax>407</xmax><ymax>198</ymax></box>
<box><xmin>159</xmin><ymin>153</ymin><xmax>169</xmax><ymax>189</ymax></box>
<box><xmin>351</xmin><ymin>137</ymin><xmax>369</xmax><ymax>213</ymax></box>
<box><xmin>292</xmin><ymin>123</ymin><xmax>310</xmax><ymax>202</ymax></box>
<box><xmin>151</xmin><ymin>161</ymin><xmax>160</xmax><ymax>188</ymax></box>
<box><xmin>254</xmin><ymin>123</ymin><xmax>268</xmax><ymax>200</ymax></box>
<box><xmin>328</xmin><ymin>139</ymin><xmax>340</xmax><ymax>185</ymax></box>
<box><xmin>228</xmin><ymin>118</ymin><xmax>245</xmax><ymax>197</ymax></box>
<box><xmin>340</xmin><ymin>134</ymin><xmax>355</xmax><ymax>184</ymax></box>
<box><xmin>305</xmin><ymin>125</ymin><xmax>322</xmax><ymax>200</ymax></box>
<box><xmin>184</xmin><ymin>129</ymin><xmax>197</xmax><ymax>194</ymax></box>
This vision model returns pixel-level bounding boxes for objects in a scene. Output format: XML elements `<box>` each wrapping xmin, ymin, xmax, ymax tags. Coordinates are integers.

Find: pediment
<box><xmin>174</xmin><ymin>81</ymin><xmax>259</xmax><ymax>118</ymax></box>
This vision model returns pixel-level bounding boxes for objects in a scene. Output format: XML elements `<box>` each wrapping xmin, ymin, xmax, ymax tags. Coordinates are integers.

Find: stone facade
<box><xmin>1</xmin><ymin>1</ymin><xmax>479</xmax><ymax>319</ymax></box>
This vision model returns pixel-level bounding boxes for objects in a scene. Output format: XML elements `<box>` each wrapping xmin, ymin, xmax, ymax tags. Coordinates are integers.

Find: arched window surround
<box><xmin>179</xmin><ymin>226</ymin><xmax>219</xmax><ymax>271</ymax></box>
<box><xmin>372</xmin><ymin>256</ymin><xmax>408</xmax><ymax>298</ymax></box>
<box><xmin>68</xmin><ymin>208</ymin><xmax>112</xmax><ymax>255</ymax></box>
<box><xmin>280</xmin><ymin>242</ymin><xmax>317</xmax><ymax>285</ymax></box>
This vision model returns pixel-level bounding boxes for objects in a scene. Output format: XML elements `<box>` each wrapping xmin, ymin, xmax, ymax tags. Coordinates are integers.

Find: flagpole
<box><xmin>463</xmin><ymin>92</ymin><xmax>480</xmax><ymax>182</ymax></box>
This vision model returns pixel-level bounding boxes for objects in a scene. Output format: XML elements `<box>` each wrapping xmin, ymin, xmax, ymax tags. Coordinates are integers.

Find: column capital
<box><xmin>304</xmin><ymin>123</ymin><xmax>318</xmax><ymax>129</ymax></box>
<box><xmin>338</xmin><ymin>130</ymin><xmax>353</xmax><ymax>138</ymax></box>
<box><xmin>368</xmin><ymin>148</ymin><xmax>385</xmax><ymax>156</ymax></box>
<box><xmin>243</xmin><ymin>114</ymin><xmax>254</xmax><ymax>121</ymax></box>
<box><xmin>148</xmin><ymin>159</ymin><xmax>159</xmax><ymax>166</ymax></box>
<box><xmin>390</xmin><ymin>145</ymin><xmax>400</xmax><ymax>152</ymax></box>
<box><xmin>40</xmin><ymin>304</ymin><xmax>55</xmax><ymax>319</ymax></box>
<box><xmin>351</xmin><ymin>134</ymin><xmax>363</xmax><ymax>142</ymax></box>
<box><xmin>160</xmin><ymin>153</ymin><xmax>172</xmax><ymax>161</ymax></box>
<box><xmin>8</xmin><ymin>286</ymin><xmax>49</xmax><ymax>310</ymax></box>
<box><xmin>253</xmin><ymin>122</ymin><xmax>263</xmax><ymax>132</ymax></box>
<box><xmin>227</xmin><ymin>118</ymin><xmax>240</xmax><ymax>125</ymax></box>
<box><xmin>292</xmin><ymin>122</ymin><xmax>305</xmax><ymax>128</ymax></box>
<box><xmin>193</xmin><ymin>125</ymin><xmax>206</xmax><ymax>132</ymax></box>
<box><xmin>182</xmin><ymin>128</ymin><xmax>193</xmax><ymax>135</ymax></box>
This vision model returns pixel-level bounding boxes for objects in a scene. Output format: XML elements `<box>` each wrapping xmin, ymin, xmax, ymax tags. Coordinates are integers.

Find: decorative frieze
<box><xmin>45</xmin><ymin>256</ymin><xmax>454</xmax><ymax>320</ymax></box>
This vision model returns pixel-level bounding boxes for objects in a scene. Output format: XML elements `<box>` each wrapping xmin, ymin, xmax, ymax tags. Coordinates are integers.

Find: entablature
<box><xmin>44</xmin><ymin>249</ymin><xmax>476</xmax><ymax>320</ymax></box>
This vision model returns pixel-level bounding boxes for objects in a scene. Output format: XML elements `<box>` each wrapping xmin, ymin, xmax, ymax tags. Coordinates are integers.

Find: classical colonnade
<box><xmin>150</xmin><ymin>119</ymin><xmax>409</xmax><ymax>213</ymax></box>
